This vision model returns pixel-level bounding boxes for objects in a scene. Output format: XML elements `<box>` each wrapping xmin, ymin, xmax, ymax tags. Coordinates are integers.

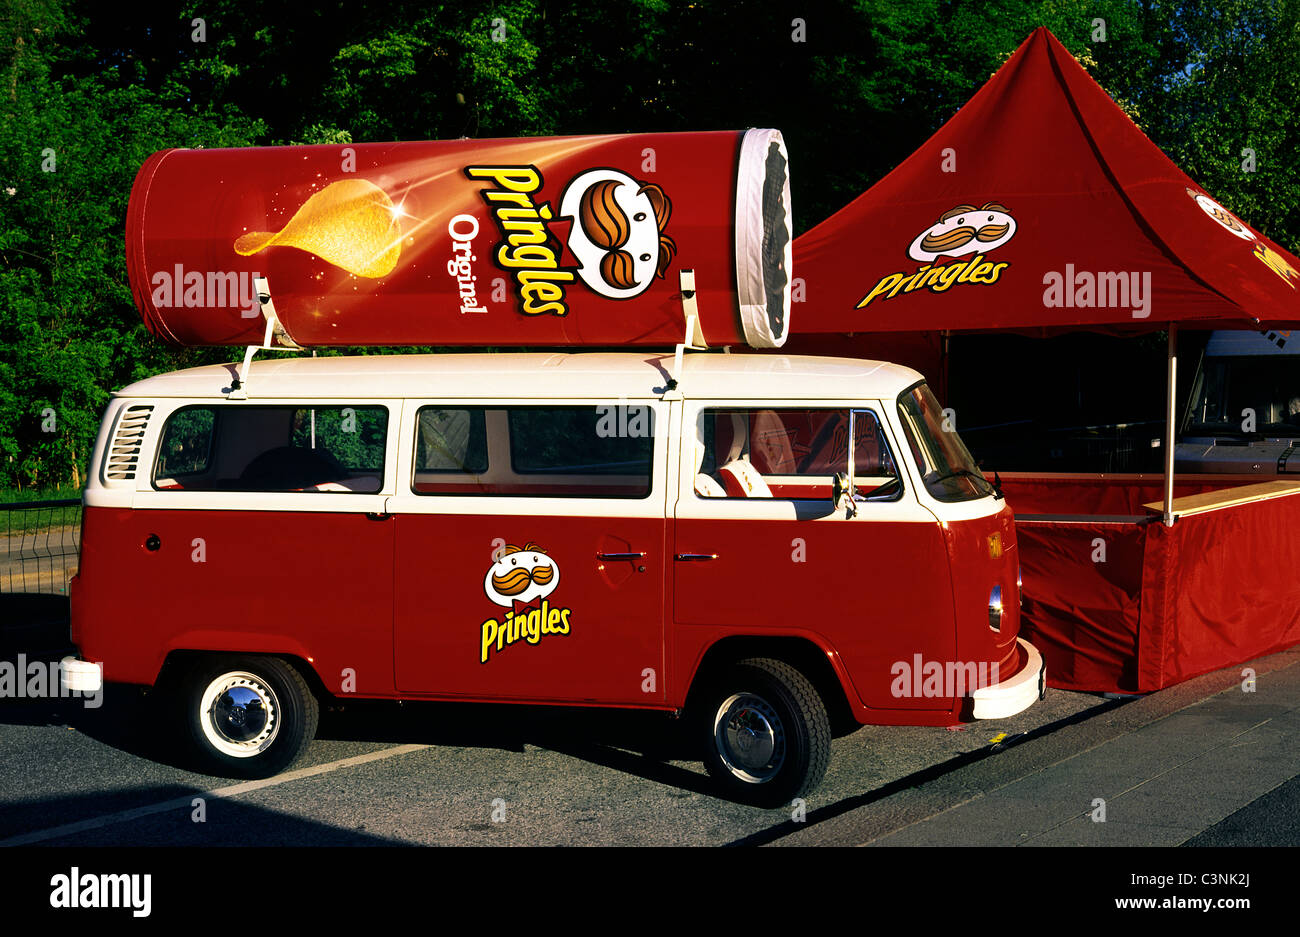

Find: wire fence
<box><xmin>1</xmin><ymin>500</ymin><xmax>82</xmax><ymax>595</ymax></box>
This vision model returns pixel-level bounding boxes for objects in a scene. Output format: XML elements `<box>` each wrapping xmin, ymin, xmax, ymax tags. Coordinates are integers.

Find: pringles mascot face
<box><xmin>484</xmin><ymin>543</ymin><xmax>560</xmax><ymax>610</ymax></box>
<box><xmin>907</xmin><ymin>202</ymin><xmax>1017</xmax><ymax>262</ymax></box>
<box><xmin>1190</xmin><ymin>191</ymin><xmax>1256</xmax><ymax>241</ymax></box>
<box><xmin>559</xmin><ymin>169</ymin><xmax>676</xmax><ymax>299</ymax></box>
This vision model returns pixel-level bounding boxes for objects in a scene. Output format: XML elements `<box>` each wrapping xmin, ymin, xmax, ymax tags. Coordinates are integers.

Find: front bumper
<box><xmin>60</xmin><ymin>657</ymin><xmax>103</xmax><ymax>694</ymax></box>
<box><xmin>971</xmin><ymin>638</ymin><xmax>1045</xmax><ymax>719</ymax></box>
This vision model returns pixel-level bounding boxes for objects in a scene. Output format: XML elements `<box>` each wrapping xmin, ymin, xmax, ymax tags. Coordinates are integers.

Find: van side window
<box><xmin>415</xmin><ymin>408</ymin><xmax>488</xmax><ymax>473</ymax></box>
<box><xmin>152</xmin><ymin>405</ymin><xmax>388</xmax><ymax>493</ymax></box>
<box><xmin>695</xmin><ymin>408</ymin><xmax>899</xmax><ymax>500</ymax></box>
<box><xmin>509</xmin><ymin>406</ymin><xmax>653</xmax><ymax>476</ymax></box>
<box><xmin>156</xmin><ymin>407</ymin><xmax>215</xmax><ymax>479</ymax></box>
<box><xmin>411</xmin><ymin>405</ymin><xmax>654</xmax><ymax>498</ymax></box>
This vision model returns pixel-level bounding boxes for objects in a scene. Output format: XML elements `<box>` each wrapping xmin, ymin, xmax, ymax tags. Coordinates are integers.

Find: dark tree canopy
<box><xmin>3</xmin><ymin>0</ymin><xmax>1298</xmax><ymax>488</ymax></box>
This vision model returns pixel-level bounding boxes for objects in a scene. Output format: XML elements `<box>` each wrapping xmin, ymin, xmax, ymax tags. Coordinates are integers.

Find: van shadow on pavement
<box><xmin>0</xmin><ymin>593</ymin><xmax>74</xmax><ymax>659</ymax></box>
<box><xmin>3</xmin><ymin>691</ymin><xmax>716</xmax><ymax>797</ymax></box>
<box><xmin>1</xmin><ymin>593</ymin><xmax>713</xmax><ymax>795</ymax></box>
<box><xmin>317</xmin><ymin>699</ymin><xmax>718</xmax><ymax>797</ymax></box>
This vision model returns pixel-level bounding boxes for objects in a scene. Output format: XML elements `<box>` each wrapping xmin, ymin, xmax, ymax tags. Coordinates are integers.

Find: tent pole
<box><xmin>1163</xmin><ymin>325</ymin><xmax>1178</xmax><ymax>527</ymax></box>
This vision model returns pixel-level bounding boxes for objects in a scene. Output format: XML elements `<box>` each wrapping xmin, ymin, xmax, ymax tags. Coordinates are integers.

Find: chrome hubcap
<box><xmin>714</xmin><ymin>692</ymin><xmax>785</xmax><ymax>783</ymax></box>
<box><xmin>199</xmin><ymin>672</ymin><xmax>280</xmax><ymax>758</ymax></box>
<box><xmin>214</xmin><ymin>686</ymin><xmax>269</xmax><ymax>742</ymax></box>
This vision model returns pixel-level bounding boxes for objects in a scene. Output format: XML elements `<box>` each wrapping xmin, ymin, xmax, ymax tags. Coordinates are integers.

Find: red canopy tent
<box><xmin>786</xmin><ymin>27</ymin><xmax>1300</xmax><ymax>693</ymax></box>
<box><xmin>793</xmin><ymin>26</ymin><xmax>1300</xmax><ymax>334</ymax></box>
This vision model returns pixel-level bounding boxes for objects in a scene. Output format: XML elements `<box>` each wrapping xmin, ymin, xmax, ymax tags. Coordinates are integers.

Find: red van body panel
<box><xmin>73</xmin><ymin>504</ymin><xmax>1027</xmax><ymax>728</ymax></box>
<box><xmin>73</xmin><ymin>506</ymin><xmax>395</xmax><ymax>693</ymax></box>
<box><xmin>671</xmin><ymin>515</ymin><xmax>956</xmax><ymax>710</ymax></box>
<box><xmin>391</xmin><ymin>513</ymin><xmax>666</xmax><ymax>704</ymax></box>
<box><xmin>944</xmin><ymin>503</ymin><xmax>1022</xmax><ymax>679</ymax></box>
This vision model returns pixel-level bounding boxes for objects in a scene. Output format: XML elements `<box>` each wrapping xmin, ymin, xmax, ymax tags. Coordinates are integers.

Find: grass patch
<box><xmin>1</xmin><ymin>487</ymin><xmax>83</xmax><ymax>504</ymax></box>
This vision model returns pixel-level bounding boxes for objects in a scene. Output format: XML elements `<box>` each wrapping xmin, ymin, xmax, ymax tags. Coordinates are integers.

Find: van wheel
<box><xmin>698</xmin><ymin>657</ymin><xmax>831</xmax><ymax>808</ymax></box>
<box><xmin>182</xmin><ymin>656</ymin><xmax>318</xmax><ymax>779</ymax></box>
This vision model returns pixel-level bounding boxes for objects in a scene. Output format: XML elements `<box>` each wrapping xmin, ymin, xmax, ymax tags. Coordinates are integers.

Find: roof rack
<box><xmin>667</xmin><ymin>269</ymin><xmax>710</xmax><ymax>394</ymax></box>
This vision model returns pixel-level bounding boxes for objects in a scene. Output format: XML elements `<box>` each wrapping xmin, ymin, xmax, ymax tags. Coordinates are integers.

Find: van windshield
<box><xmin>897</xmin><ymin>383</ymin><xmax>995</xmax><ymax>502</ymax></box>
<box><xmin>1186</xmin><ymin>356</ymin><xmax>1300</xmax><ymax>436</ymax></box>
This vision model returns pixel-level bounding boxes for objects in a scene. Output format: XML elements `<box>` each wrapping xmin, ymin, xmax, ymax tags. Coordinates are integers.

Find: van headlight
<box><xmin>989</xmin><ymin>585</ymin><xmax>1004</xmax><ymax>632</ymax></box>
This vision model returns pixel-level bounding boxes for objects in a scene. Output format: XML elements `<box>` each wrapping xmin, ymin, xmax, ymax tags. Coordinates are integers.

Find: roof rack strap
<box><xmin>231</xmin><ymin>277</ymin><xmax>303</xmax><ymax>393</ymax></box>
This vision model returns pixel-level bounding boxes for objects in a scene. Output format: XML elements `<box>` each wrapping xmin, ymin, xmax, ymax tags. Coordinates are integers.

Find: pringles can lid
<box><xmin>125</xmin><ymin>129</ymin><xmax>792</xmax><ymax>349</ymax></box>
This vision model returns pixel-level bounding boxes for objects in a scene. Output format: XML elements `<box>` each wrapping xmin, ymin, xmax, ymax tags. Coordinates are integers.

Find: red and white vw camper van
<box><xmin>64</xmin><ymin>350</ymin><xmax>1043</xmax><ymax>806</ymax></box>
<box><xmin>64</xmin><ymin>128</ymin><xmax>1043</xmax><ymax>805</ymax></box>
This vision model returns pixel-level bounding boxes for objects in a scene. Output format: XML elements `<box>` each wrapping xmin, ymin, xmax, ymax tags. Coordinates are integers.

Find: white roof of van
<box><xmin>114</xmin><ymin>352</ymin><xmax>925</xmax><ymax>400</ymax></box>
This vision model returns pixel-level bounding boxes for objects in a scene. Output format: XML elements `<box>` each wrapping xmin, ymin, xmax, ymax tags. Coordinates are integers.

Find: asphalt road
<box><xmin>2</xmin><ymin>610</ymin><xmax>1298</xmax><ymax>847</ymax></box>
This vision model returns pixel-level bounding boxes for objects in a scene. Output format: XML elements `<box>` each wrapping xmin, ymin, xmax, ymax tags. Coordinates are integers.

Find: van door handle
<box><xmin>675</xmin><ymin>553</ymin><xmax>719</xmax><ymax>561</ymax></box>
<box><xmin>365</xmin><ymin>512</ymin><xmax>392</xmax><ymax>521</ymax></box>
<box><xmin>596</xmin><ymin>551</ymin><xmax>646</xmax><ymax>561</ymax></box>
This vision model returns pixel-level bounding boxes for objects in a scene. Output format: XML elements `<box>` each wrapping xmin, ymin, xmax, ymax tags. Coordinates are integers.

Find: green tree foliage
<box><xmin>2</xmin><ymin>0</ymin><xmax>1298</xmax><ymax>490</ymax></box>
<box><xmin>0</xmin><ymin>0</ymin><xmax>262</xmax><ymax>490</ymax></box>
<box><xmin>1150</xmin><ymin>0</ymin><xmax>1300</xmax><ymax>239</ymax></box>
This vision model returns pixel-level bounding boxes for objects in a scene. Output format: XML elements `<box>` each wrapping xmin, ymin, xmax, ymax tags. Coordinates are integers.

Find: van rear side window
<box><xmin>156</xmin><ymin>407</ymin><xmax>214</xmax><ymax>478</ymax></box>
<box><xmin>152</xmin><ymin>405</ymin><xmax>388</xmax><ymax>492</ymax></box>
<box><xmin>412</xmin><ymin>405</ymin><xmax>654</xmax><ymax>498</ymax></box>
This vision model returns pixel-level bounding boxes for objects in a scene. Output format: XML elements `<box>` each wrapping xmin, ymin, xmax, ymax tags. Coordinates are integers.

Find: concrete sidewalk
<box><xmin>782</xmin><ymin>647</ymin><xmax>1300</xmax><ymax>847</ymax></box>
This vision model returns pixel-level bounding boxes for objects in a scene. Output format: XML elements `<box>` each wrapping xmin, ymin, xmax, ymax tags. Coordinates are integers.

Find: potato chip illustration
<box><xmin>233</xmin><ymin>179</ymin><xmax>402</xmax><ymax>278</ymax></box>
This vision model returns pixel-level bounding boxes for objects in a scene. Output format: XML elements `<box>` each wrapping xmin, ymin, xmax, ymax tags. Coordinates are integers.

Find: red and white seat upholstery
<box><xmin>694</xmin><ymin>473</ymin><xmax>726</xmax><ymax>498</ymax></box>
<box><xmin>312</xmin><ymin>476</ymin><xmax>381</xmax><ymax>492</ymax></box>
<box><xmin>719</xmin><ymin>459</ymin><xmax>772</xmax><ymax>498</ymax></box>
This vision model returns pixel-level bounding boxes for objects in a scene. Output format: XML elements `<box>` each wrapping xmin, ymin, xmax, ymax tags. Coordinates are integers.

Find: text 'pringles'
<box><xmin>856</xmin><ymin>202</ymin><xmax>1015</xmax><ymax>308</ymax></box>
<box><xmin>464</xmin><ymin>164</ymin><xmax>677</xmax><ymax>317</ymax></box>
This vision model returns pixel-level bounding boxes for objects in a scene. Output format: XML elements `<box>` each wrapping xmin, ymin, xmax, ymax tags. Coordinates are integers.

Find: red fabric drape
<box><xmin>1014</xmin><ymin>480</ymin><xmax>1300</xmax><ymax>692</ymax></box>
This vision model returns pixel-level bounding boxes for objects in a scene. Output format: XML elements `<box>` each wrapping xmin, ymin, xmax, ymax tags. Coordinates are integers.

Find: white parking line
<box><xmin>0</xmin><ymin>744</ymin><xmax>430</xmax><ymax>846</ymax></box>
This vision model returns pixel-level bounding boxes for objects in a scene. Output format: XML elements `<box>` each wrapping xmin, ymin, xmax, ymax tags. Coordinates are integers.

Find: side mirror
<box><xmin>832</xmin><ymin>472</ymin><xmax>858</xmax><ymax>517</ymax></box>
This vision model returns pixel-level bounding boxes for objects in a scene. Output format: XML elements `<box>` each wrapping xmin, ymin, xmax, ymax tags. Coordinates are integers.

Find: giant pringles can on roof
<box><xmin>125</xmin><ymin>130</ymin><xmax>792</xmax><ymax>348</ymax></box>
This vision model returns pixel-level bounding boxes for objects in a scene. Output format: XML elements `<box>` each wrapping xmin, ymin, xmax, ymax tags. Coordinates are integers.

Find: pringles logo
<box><xmin>856</xmin><ymin>202</ymin><xmax>1015</xmax><ymax>308</ymax></box>
<box><xmin>465</xmin><ymin>165</ymin><xmax>676</xmax><ymax>316</ymax></box>
<box><xmin>1187</xmin><ymin>188</ymin><xmax>1299</xmax><ymax>289</ymax></box>
<box><xmin>480</xmin><ymin>543</ymin><xmax>571</xmax><ymax>663</ymax></box>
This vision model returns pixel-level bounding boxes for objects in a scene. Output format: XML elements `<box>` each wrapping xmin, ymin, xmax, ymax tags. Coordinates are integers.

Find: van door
<box><xmin>122</xmin><ymin>400</ymin><xmax>399</xmax><ymax>695</ymax></box>
<box><xmin>389</xmin><ymin>400</ymin><xmax>668</xmax><ymax>704</ymax></box>
<box><xmin>673</xmin><ymin>402</ymin><xmax>956</xmax><ymax>711</ymax></box>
